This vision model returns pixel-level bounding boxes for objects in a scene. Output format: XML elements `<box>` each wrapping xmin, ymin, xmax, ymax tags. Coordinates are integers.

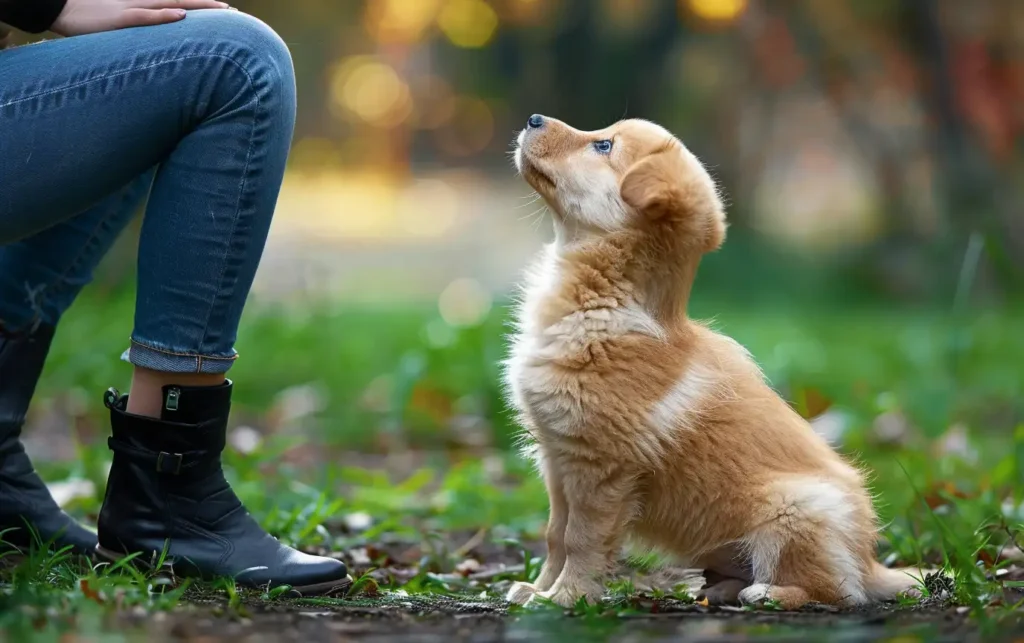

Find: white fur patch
<box><xmin>648</xmin><ymin>363</ymin><xmax>716</xmax><ymax>437</ymax></box>
<box><xmin>785</xmin><ymin>481</ymin><xmax>863</xmax><ymax>605</ymax></box>
<box><xmin>740</xmin><ymin>478</ymin><xmax>867</xmax><ymax>604</ymax></box>
<box><xmin>740</xmin><ymin>531</ymin><xmax>784</xmax><ymax>588</ymax></box>
<box><xmin>558</xmin><ymin>160</ymin><xmax>628</xmax><ymax>233</ymax></box>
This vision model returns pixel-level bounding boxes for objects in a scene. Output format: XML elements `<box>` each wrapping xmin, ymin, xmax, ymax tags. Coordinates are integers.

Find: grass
<box><xmin>3</xmin><ymin>286</ymin><xmax>1024</xmax><ymax>639</ymax></box>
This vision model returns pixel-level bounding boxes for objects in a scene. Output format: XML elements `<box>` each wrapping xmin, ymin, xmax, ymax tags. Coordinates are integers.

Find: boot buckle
<box><xmin>156</xmin><ymin>452</ymin><xmax>184</xmax><ymax>475</ymax></box>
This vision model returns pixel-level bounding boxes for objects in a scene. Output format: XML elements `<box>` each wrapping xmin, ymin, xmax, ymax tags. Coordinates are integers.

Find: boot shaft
<box><xmin>0</xmin><ymin>325</ymin><xmax>56</xmax><ymax>441</ymax></box>
<box><xmin>98</xmin><ymin>383</ymin><xmax>242</xmax><ymax>552</ymax></box>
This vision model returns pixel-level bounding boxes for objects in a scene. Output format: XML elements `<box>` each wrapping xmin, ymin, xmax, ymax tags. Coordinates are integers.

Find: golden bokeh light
<box><xmin>685</xmin><ymin>0</ymin><xmax>747</xmax><ymax>23</ymax></box>
<box><xmin>438</xmin><ymin>278</ymin><xmax>492</xmax><ymax>327</ymax></box>
<box><xmin>363</xmin><ymin>0</ymin><xmax>442</xmax><ymax>44</ymax></box>
<box><xmin>329</xmin><ymin>56</ymin><xmax>413</xmax><ymax>128</ymax></box>
<box><xmin>437</xmin><ymin>0</ymin><xmax>499</xmax><ymax>48</ymax></box>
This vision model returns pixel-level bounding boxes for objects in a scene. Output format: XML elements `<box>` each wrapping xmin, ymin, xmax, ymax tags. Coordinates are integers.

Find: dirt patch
<box><xmin>99</xmin><ymin>600</ymin><xmax>1019</xmax><ymax>643</ymax></box>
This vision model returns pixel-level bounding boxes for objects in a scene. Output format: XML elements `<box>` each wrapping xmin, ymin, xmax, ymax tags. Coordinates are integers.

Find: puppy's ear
<box><xmin>619</xmin><ymin>147</ymin><xmax>687</xmax><ymax>220</ymax></box>
<box><xmin>620</xmin><ymin>145</ymin><xmax>727</xmax><ymax>252</ymax></box>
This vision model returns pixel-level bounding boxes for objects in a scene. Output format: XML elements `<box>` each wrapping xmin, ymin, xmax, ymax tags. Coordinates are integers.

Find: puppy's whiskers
<box><xmin>515</xmin><ymin>192</ymin><xmax>543</xmax><ymax>211</ymax></box>
<box><xmin>526</xmin><ymin>204</ymin><xmax>550</xmax><ymax>232</ymax></box>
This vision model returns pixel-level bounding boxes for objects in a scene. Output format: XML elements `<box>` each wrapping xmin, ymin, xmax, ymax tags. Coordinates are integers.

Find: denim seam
<box><xmin>0</xmin><ymin>53</ymin><xmax>256</xmax><ymax>109</ymax></box>
<box><xmin>196</xmin><ymin>70</ymin><xmax>260</xmax><ymax>361</ymax></box>
<box><xmin>129</xmin><ymin>338</ymin><xmax>238</xmax><ymax>361</ymax></box>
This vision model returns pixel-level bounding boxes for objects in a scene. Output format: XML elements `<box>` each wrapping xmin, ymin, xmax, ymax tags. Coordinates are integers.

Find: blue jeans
<box><xmin>0</xmin><ymin>10</ymin><xmax>295</xmax><ymax>373</ymax></box>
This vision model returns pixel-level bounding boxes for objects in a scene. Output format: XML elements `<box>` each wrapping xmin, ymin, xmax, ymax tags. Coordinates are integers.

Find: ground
<box><xmin>2</xmin><ymin>291</ymin><xmax>1024</xmax><ymax>641</ymax></box>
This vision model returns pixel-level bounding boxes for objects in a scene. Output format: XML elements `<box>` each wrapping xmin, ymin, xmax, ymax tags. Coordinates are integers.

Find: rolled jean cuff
<box><xmin>121</xmin><ymin>338</ymin><xmax>238</xmax><ymax>374</ymax></box>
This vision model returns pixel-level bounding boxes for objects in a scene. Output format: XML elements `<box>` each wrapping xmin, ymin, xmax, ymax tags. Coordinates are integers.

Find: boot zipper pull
<box><xmin>165</xmin><ymin>387</ymin><xmax>181</xmax><ymax>412</ymax></box>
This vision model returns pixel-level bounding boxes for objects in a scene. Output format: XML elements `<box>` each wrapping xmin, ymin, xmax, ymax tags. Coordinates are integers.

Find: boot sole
<box><xmin>96</xmin><ymin>545</ymin><xmax>353</xmax><ymax>597</ymax></box>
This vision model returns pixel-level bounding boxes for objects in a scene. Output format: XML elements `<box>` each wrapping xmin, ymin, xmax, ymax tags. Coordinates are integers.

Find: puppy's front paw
<box><xmin>506</xmin><ymin>581</ymin><xmax>540</xmax><ymax>605</ymax></box>
<box><xmin>536</xmin><ymin>581</ymin><xmax>602</xmax><ymax>608</ymax></box>
<box><xmin>537</xmin><ymin>588</ymin><xmax>583</xmax><ymax>608</ymax></box>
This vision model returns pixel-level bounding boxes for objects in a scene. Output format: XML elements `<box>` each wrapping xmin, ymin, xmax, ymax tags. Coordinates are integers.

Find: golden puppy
<box><xmin>504</xmin><ymin>115</ymin><xmax>924</xmax><ymax>610</ymax></box>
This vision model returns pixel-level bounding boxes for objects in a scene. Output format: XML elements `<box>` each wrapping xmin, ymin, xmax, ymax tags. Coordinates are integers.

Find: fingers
<box><xmin>137</xmin><ymin>0</ymin><xmax>231</xmax><ymax>8</ymax></box>
<box><xmin>117</xmin><ymin>2</ymin><xmax>232</xmax><ymax>30</ymax></box>
<box><xmin>117</xmin><ymin>8</ymin><xmax>187</xmax><ymax>28</ymax></box>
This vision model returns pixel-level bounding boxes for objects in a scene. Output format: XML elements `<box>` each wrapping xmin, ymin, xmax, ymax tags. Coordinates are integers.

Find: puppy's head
<box><xmin>514</xmin><ymin>115</ymin><xmax>726</xmax><ymax>253</ymax></box>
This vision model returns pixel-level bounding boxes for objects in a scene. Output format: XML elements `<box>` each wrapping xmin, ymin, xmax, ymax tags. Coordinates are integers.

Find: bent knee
<box><xmin>176</xmin><ymin>10</ymin><xmax>295</xmax><ymax>93</ymax></box>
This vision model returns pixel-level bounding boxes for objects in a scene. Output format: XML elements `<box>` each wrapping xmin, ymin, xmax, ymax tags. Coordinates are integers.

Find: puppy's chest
<box><xmin>506</xmin><ymin>306</ymin><xmax>662</xmax><ymax>440</ymax></box>
<box><xmin>506</xmin><ymin>329</ymin><xmax>584</xmax><ymax>438</ymax></box>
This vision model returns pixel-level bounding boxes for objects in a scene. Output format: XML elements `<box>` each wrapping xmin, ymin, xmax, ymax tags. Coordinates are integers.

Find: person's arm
<box><xmin>2</xmin><ymin>0</ymin><xmax>231</xmax><ymax>38</ymax></box>
<box><xmin>0</xmin><ymin>0</ymin><xmax>68</xmax><ymax>33</ymax></box>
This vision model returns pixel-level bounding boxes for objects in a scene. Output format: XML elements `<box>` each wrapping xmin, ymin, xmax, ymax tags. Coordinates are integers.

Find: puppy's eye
<box><xmin>593</xmin><ymin>139</ymin><xmax>613</xmax><ymax>154</ymax></box>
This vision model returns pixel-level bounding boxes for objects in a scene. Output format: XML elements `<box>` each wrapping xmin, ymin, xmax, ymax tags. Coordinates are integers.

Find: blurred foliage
<box><xmin>11</xmin><ymin>0</ymin><xmax>1022</xmax><ymax>302</ymax></box>
<box><xmin>230</xmin><ymin>0</ymin><xmax>1024</xmax><ymax>300</ymax></box>
<box><xmin>30</xmin><ymin>287</ymin><xmax>1023</xmax><ymax>456</ymax></box>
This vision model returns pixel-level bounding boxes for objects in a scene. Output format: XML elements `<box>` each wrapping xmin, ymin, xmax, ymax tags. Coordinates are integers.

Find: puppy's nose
<box><xmin>527</xmin><ymin>114</ymin><xmax>544</xmax><ymax>129</ymax></box>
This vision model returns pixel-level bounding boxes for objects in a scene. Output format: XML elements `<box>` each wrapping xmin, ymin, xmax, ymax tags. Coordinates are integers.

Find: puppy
<box><xmin>504</xmin><ymin>115</ymin><xmax>924</xmax><ymax>610</ymax></box>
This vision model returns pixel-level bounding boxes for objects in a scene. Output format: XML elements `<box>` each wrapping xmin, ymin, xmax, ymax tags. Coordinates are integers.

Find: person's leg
<box><xmin>0</xmin><ymin>10</ymin><xmax>349</xmax><ymax>593</ymax></box>
<box><xmin>0</xmin><ymin>173</ymin><xmax>153</xmax><ymax>555</ymax></box>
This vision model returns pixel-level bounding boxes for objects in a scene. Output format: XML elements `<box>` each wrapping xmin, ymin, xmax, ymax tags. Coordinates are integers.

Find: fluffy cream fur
<box><xmin>504</xmin><ymin>116</ymin><xmax>926</xmax><ymax>609</ymax></box>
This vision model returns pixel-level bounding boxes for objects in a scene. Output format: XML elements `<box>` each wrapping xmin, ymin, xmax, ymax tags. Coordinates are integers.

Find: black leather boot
<box><xmin>0</xmin><ymin>325</ymin><xmax>97</xmax><ymax>555</ymax></box>
<box><xmin>96</xmin><ymin>382</ymin><xmax>351</xmax><ymax>596</ymax></box>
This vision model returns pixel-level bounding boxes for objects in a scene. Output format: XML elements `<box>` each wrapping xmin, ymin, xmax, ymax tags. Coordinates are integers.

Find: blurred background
<box><xmin>65</xmin><ymin>0</ymin><xmax>1024</xmax><ymax>304</ymax></box>
<box><xmin>15</xmin><ymin>0</ymin><xmax>1024</xmax><ymax>494</ymax></box>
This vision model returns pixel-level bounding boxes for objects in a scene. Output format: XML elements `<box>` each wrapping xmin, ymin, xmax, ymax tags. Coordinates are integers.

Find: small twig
<box><xmin>453</xmin><ymin>528</ymin><xmax>488</xmax><ymax>558</ymax></box>
<box><xmin>468</xmin><ymin>563</ymin><xmax>525</xmax><ymax>581</ymax></box>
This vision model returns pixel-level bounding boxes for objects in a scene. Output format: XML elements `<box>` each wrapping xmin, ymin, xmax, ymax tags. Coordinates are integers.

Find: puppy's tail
<box><xmin>863</xmin><ymin>562</ymin><xmax>929</xmax><ymax>601</ymax></box>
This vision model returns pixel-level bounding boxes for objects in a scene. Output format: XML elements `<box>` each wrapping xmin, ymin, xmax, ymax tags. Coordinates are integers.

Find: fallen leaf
<box><xmin>79</xmin><ymin>579</ymin><xmax>103</xmax><ymax>604</ymax></box>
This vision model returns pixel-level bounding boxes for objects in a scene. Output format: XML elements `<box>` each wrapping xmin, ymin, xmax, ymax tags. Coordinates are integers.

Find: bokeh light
<box><xmin>437</xmin><ymin>0</ymin><xmax>499</xmax><ymax>48</ymax></box>
<box><xmin>363</xmin><ymin>0</ymin><xmax>441</xmax><ymax>44</ymax></box>
<box><xmin>329</xmin><ymin>56</ymin><xmax>413</xmax><ymax>128</ymax></box>
<box><xmin>685</xmin><ymin>0</ymin><xmax>748</xmax><ymax>23</ymax></box>
<box><xmin>438</xmin><ymin>278</ymin><xmax>492</xmax><ymax>327</ymax></box>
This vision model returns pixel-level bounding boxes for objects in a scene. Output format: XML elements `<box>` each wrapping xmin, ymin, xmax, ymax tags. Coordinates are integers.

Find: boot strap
<box><xmin>107</xmin><ymin>438</ymin><xmax>214</xmax><ymax>475</ymax></box>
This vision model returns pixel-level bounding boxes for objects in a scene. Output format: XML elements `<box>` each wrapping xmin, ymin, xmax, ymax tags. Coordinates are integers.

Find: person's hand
<box><xmin>51</xmin><ymin>0</ymin><xmax>232</xmax><ymax>37</ymax></box>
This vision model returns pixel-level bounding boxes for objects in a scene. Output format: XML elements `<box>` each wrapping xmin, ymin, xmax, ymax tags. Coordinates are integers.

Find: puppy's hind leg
<box><xmin>738</xmin><ymin>529</ymin><xmax>864</xmax><ymax>610</ymax></box>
